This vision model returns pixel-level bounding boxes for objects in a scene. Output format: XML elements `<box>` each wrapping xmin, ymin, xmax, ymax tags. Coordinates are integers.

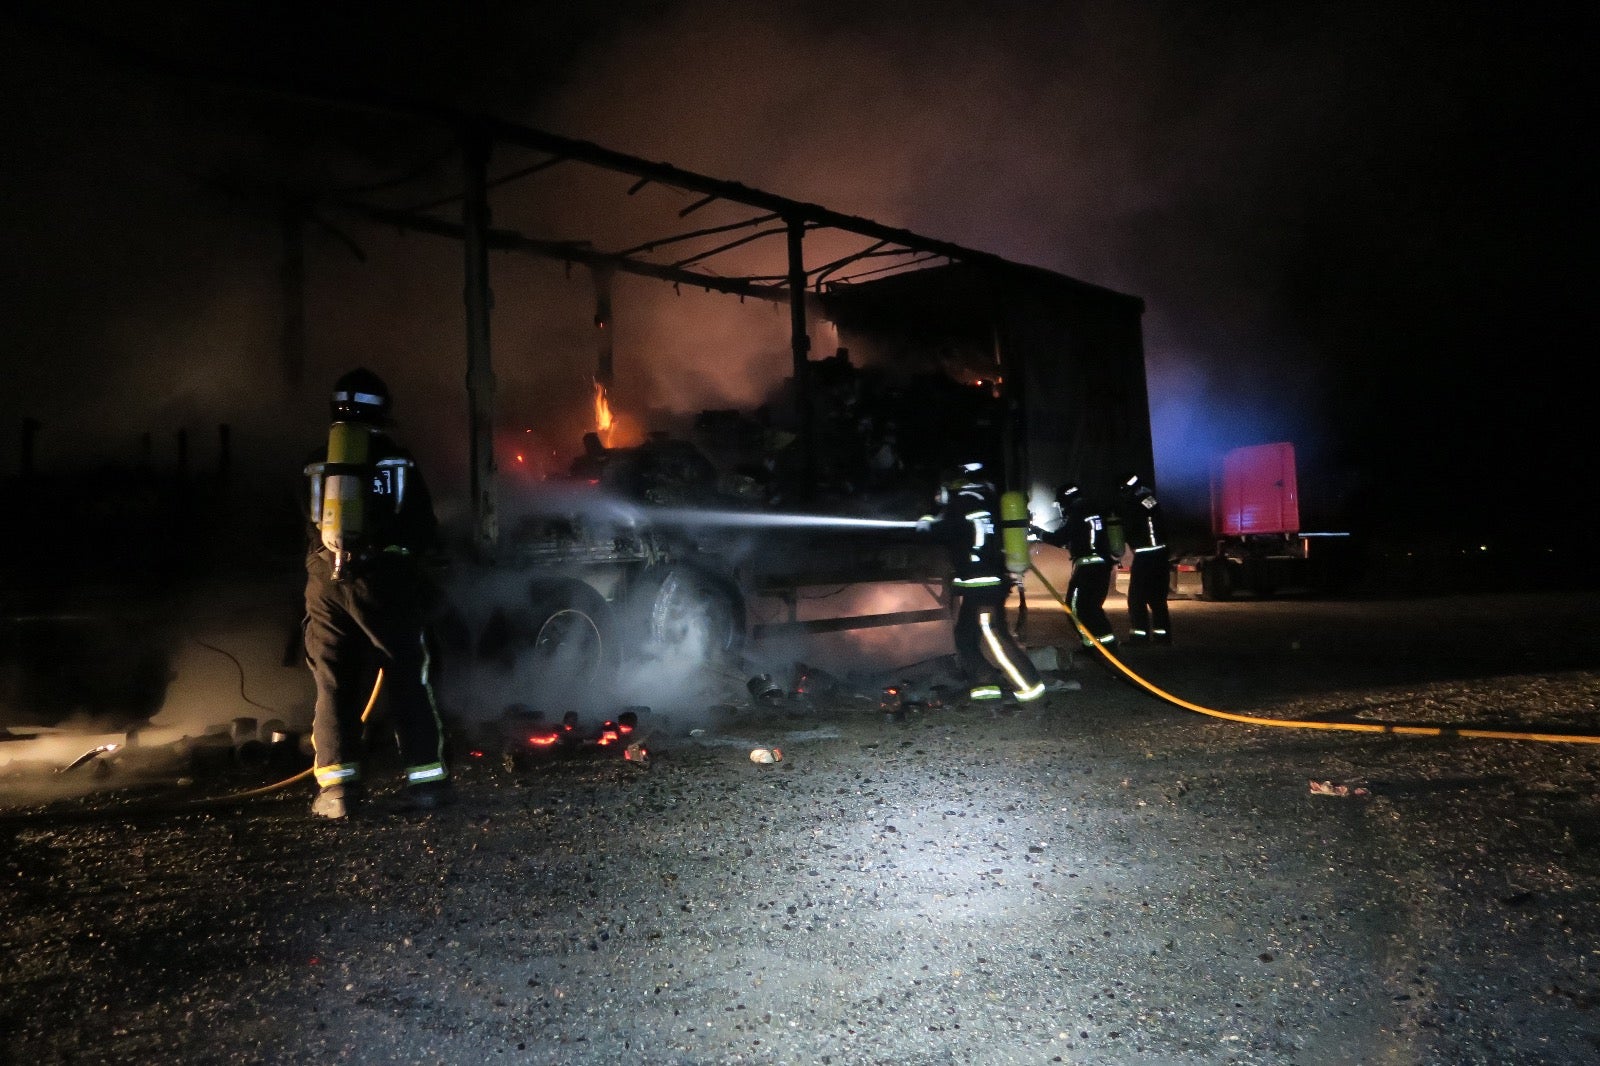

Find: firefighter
<box><xmin>1118</xmin><ymin>472</ymin><xmax>1171</xmax><ymax>644</ymax></box>
<box><xmin>303</xmin><ymin>368</ymin><xmax>450</xmax><ymax>818</ymax></box>
<box><xmin>917</xmin><ymin>462</ymin><xmax>1046</xmax><ymax>705</ymax></box>
<box><xmin>1030</xmin><ymin>482</ymin><xmax>1118</xmax><ymax>651</ymax></box>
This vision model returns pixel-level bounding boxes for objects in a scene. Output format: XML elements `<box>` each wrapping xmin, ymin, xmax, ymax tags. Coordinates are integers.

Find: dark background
<box><xmin>2</xmin><ymin>1</ymin><xmax>1595</xmax><ymax>555</ymax></box>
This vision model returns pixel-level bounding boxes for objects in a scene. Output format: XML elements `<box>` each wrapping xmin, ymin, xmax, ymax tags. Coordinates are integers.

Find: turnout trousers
<box><xmin>1126</xmin><ymin>546</ymin><xmax>1172</xmax><ymax>640</ymax></box>
<box><xmin>953</xmin><ymin>582</ymin><xmax>1045</xmax><ymax>702</ymax></box>
<box><xmin>304</xmin><ymin>551</ymin><xmax>447</xmax><ymax>791</ymax></box>
<box><xmin>1067</xmin><ymin>558</ymin><xmax>1117</xmax><ymax>647</ymax></box>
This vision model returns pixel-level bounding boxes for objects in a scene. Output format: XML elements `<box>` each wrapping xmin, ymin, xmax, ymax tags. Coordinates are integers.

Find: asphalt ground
<box><xmin>3</xmin><ymin>589</ymin><xmax>1598</xmax><ymax>1065</ymax></box>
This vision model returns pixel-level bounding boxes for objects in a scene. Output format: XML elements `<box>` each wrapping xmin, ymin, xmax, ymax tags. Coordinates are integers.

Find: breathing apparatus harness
<box><xmin>306</xmin><ymin>421</ymin><xmax>414</xmax><ymax>581</ymax></box>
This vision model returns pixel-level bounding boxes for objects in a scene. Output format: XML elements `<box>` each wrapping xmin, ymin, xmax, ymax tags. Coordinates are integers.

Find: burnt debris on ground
<box><xmin>2</xmin><ymin>593</ymin><xmax>1599</xmax><ymax>1065</ymax></box>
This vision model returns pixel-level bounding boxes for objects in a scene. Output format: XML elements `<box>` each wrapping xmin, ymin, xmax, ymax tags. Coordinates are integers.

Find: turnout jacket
<box><xmin>1038</xmin><ymin>495</ymin><xmax>1114</xmax><ymax>562</ymax></box>
<box><xmin>923</xmin><ymin>479</ymin><xmax>1007</xmax><ymax>588</ymax></box>
<box><xmin>1120</xmin><ymin>483</ymin><xmax>1168</xmax><ymax>552</ymax></box>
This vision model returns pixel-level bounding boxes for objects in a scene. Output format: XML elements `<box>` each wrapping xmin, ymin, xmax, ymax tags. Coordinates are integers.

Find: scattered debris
<box><xmin>1027</xmin><ymin>646</ymin><xmax>1065</xmax><ymax>670</ymax></box>
<box><xmin>746</xmin><ymin>674</ymin><xmax>785</xmax><ymax>706</ymax></box>
<box><xmin>1309</xmin><ymin>779</ymin><xmax>1371</xmax><ymax>797</ymax></box>
<box><xmin>495</xmin><ymin>706</ymin><xmax>645</xmax><ymax>771</ymax></box>
<box><xmin>57</xmin><ymin>743</ymin><xmax>119</xmax><ymax>775</ymax></box>
<box><xmin>791</xmin><ymin>661</ymin><xmax>842</xmax><ymax>700</ymax></box>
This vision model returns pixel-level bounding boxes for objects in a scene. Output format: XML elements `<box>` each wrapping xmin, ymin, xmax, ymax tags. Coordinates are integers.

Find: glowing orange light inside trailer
<box><xmin>594</xmin><ymin>381</ymin><xmax>615</xmax><ymax>446</ymax></box>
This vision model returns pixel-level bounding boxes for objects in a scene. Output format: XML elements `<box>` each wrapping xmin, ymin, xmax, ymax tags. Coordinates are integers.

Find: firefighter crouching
<box><xmin>1118</xmin><ymin>472</ymin><xmax>1172</xmax><ymax>644</ymax></box>
<box><xmin>917</xmin><ymin>462</ymin><xmax>1046</xmax><ymax>705</ymax></box>
<box><xmin>303</xmin><ymin>367</ymin><xmax>451</xmax><ymax>819</ymax></box>
<box><xmin>1031</xmin><ymin>482</ymin><xmax>1118</xmax><ymax>652</ymax></box>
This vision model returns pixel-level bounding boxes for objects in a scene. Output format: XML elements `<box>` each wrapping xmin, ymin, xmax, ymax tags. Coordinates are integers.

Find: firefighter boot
<box><xmin>966</xmin><ymin>684</ymin><xmax>1005</xmax><ymax>706</ymax></box>
<box><xmin>399</xmin><ymin>781</ymin><xmax>455</xmax><ymax>813</ymax></box>
<box><xmin>311</xmin><ymin>783</ymin><xmax>364</xmax><ymax>820</ymax></box>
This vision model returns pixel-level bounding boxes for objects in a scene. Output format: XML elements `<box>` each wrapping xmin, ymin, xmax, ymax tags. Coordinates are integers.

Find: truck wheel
<box><xmin>627</xmin><ymin>566</ymin><xmax>745</xmax><ymax>663</ymax></box>
<box><xmin>526</xmin><ymin>580</ymin><xmax>616</xmax><ymax>687</ymax></box>
<box><xmin>478</xmin><ymin>580</ymin><xmax>616</xmax><ymax>689</ymax></box>
<box><xmin>1201</xmin><ymin>558</ymin><xmax>1235</xmax><ymax>601</ymax></box>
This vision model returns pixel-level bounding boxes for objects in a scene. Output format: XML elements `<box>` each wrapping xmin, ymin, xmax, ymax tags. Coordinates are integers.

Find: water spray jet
<box><xmin>606</xmin><ymin>505</ymin><xmax>920</xmax><ymax>532</ymax></box>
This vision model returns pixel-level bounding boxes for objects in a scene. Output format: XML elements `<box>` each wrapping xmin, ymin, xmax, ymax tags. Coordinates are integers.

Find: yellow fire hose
<box><xmin>195</xmin><ymin>668</ymin><xmax>385</xmax><ymax>803</ymax></box>
<box><xmin>1029</xmin><ymin>565</ymin><xmax>1600</xmax><ymax>745</ymax></box>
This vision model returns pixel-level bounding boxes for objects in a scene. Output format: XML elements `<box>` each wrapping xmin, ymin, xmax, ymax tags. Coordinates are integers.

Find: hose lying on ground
<box><xmin>1028</xmin><ymin>564</ymin><xmax>1600</xmax><ymax>745</ymax></box>
<box><xmin>191</xmin><ymin>669</ymin><xmax>385</xmax><ymax>804</ymax></box>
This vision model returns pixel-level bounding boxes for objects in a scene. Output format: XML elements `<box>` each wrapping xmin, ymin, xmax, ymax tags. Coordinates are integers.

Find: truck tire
<box><xmin>625</xmin><ymin>565</ymin><xmax>745</xmax><ymax>663</ymax></box>
<box><xmin>1200</xmin><ymin>558</ymin><xmax>1236</xmax><ymax>601</ymax></box>
<box><xmin>477</xmin><ymin>579</ymin><xmax>616</xmax><ymax>689</ymax></box>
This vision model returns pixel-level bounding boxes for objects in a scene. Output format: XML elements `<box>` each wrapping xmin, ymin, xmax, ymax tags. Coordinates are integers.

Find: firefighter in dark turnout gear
<box><xmin>1118</xmin><ymin>472</ymin><xmax>1171</xmax><ymax>644</ymax></box>
<box><xmin>1031</xmin><ymin>482</ymin><xmax>1118</xmax><ymax>651</ymax></box>
<box><xmin>917</xmin><ymin>463</ymin><xmax>1045</xmax><ymax>704</ymax></box>
<box><xmin>303</xmin><ymin>368</ymin><xmax>449</xmax><ymax>819</ymax></box>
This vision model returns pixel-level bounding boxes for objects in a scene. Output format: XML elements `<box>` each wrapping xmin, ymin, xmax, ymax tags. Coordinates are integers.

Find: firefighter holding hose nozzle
<box><xmin>303</xmin><ymin>368</ymin><xmax>451</xmax><ymax>819</ymax></box>
<box><xmin>916</xmin><ymin>461</ymin><xmax>1046</xmax><ymax>705</ymax></box>
<box><xmin>1031</xmin><ymin>482</ymin><xmax>1118</xmax><ymax>652</ymax></box>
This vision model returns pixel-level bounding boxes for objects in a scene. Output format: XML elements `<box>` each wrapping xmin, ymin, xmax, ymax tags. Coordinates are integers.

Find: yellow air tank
<box><xmin>319</xmin><ymin>421</ymin><xmax>372</xmax><ymax>580</ymax></box>
<box><xmin>1000</xmin><ymin>490</ymin><xmax>1031</xmax><ymax>575</ymax></box>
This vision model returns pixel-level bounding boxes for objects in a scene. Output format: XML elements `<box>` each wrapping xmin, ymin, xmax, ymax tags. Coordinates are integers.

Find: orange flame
<box><xmin>593</xmin><ymin>380</ymin><xmax>614</xmax><ymax>446</ymax></box>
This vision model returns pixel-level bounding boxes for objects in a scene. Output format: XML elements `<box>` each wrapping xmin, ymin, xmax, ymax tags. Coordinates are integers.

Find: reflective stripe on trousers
<box><xmin>978</xmin><ymin>610</ymin><xmax>1046</xmax><ymax>701</ymax></box>
<box><xmin>315</xmin><ymin>764</ymin><xmax>359</xmax><ymax>788</ymax></box>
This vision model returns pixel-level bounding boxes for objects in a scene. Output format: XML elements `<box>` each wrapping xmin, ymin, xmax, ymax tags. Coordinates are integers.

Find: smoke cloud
<box><xmin>6</xmin><ymin>2</ymin><xmax>1585</xmax><ymax>534</ymax></box>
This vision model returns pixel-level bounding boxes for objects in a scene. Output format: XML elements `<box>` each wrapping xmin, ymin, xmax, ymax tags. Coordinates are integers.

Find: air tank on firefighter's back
<box><xmin>1000</xmin><ymin>490</ymin><xmax>1031</xmax><ymax>575</ymax></box>
<box><xmin>316</xmin><ymin>420</ymin><xmax>372</xmax><ymax>581</ymax></box>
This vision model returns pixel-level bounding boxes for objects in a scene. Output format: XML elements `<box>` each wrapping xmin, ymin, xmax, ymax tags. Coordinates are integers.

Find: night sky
<box><xmin>2</xmin><ymin>1</ymin><xmax>1594</xmax><ymax>546</ymax></box>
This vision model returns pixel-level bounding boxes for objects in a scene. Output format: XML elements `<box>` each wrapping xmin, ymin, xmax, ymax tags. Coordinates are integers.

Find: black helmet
<box><xmin>1055</xmin><ymin>481</ymin><xmax>1080</xmax><ymax>505</ymax></box>
<box><xmin>331</xmin><ymin>367</ymin><xmax>391</xmax><ymax>422</ymax></box>
<box><xmin>939</xmin><ymin>460</ymin><xmax>985</xmax><ymax>490</ymax></box>
<box><xmin>1119</xmin><ymin>472</ymin><xmax>1143</xmax><ymax>494</ymax></box>
<box><xmin>936</xmin><ymin>460</ymin><xmax>985</xmax><ymax>505</ymax></box>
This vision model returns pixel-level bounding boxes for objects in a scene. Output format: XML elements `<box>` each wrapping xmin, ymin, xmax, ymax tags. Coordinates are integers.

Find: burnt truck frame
<box><xmin>1</xmin><ymin>57</ymin><xmax>1158</xmax><ymax>735</ymax></box>
<box><xmin>289</xmin><ymin>94</ymin><xmax>1155</xmax><ymax>703</ymax></box>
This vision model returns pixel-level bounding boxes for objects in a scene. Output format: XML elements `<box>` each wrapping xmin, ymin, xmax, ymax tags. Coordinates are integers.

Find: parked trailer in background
<box><xmin>1172</xmin><ymin>442</ymin><xmax>1355</xmax><ymax>600</ymax></box>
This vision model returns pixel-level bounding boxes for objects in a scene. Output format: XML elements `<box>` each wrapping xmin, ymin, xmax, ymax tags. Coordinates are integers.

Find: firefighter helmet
<box><xmin>330</xmin><ymin>367</ymin><xmax>391</xmax><ymax>423</ymax></box>
<box><xmin>1053</xmin><ymin>481</ymin><xmax>1080</xmax><ymax>517</ymax></box>
<box><xmin>947</xmin><ymin>460</ymin><xmax>989</xmax><ymax>488</ymax></box>
<box><xmin>1119</xmin><ymin>472</ymin><xmax>1143</xmax><ymax>495</ymax></box>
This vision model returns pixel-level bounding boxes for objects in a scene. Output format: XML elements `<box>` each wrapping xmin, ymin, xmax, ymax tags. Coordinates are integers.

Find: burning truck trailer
<box><xmin>304</xmin><ymin>111</ymin><xmax>1160</xmax><ymax>759</ymax></box>
<box><xmin>434</xmin><ymin>273</ymin><xmax>1153</xmax><ymax>753</ymax></box>
<box><xmin>0</xmin><ymin>95</ymin><xmax>1162</xmax><ymax>790</ymax></box>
